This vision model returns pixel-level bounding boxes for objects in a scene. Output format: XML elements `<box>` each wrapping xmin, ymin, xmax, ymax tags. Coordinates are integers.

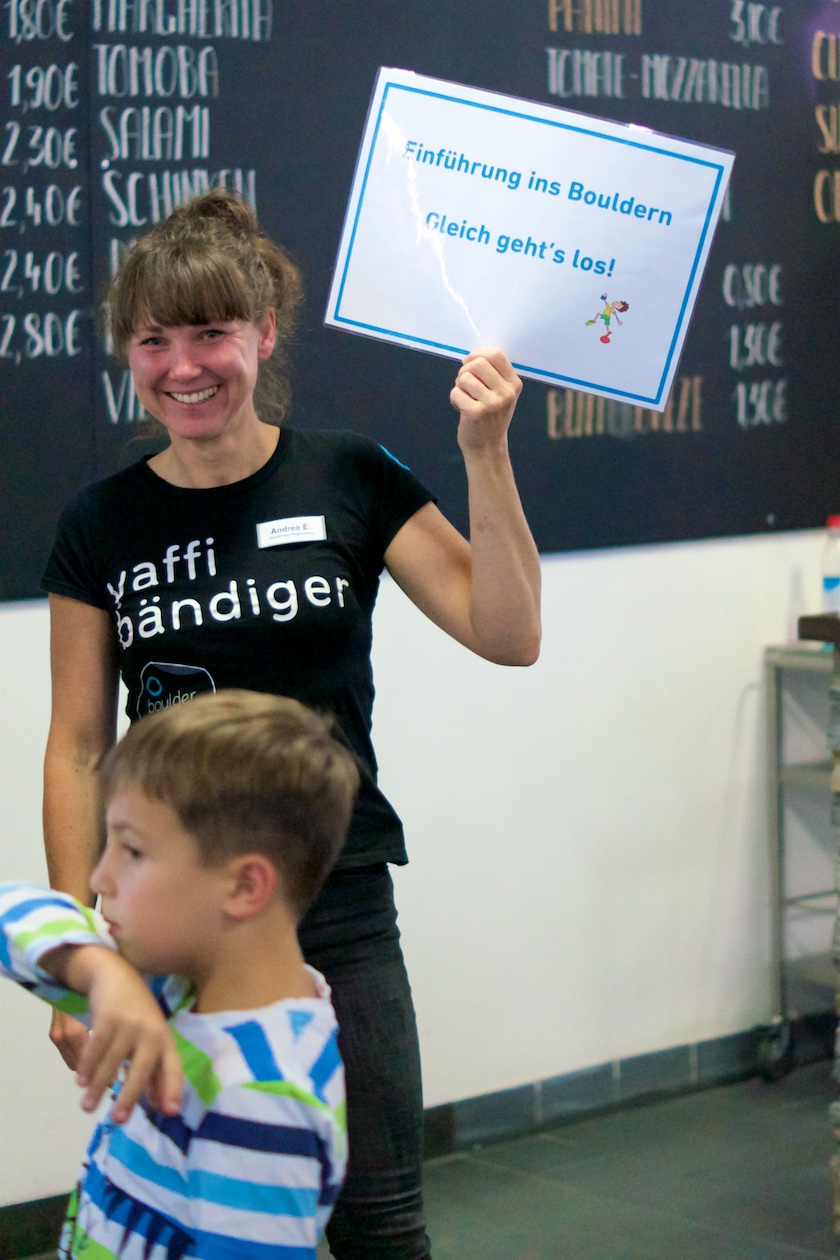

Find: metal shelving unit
<box><xmin>765</xmin><ymin>644</ymin><xmax>837</xmax><ymax>1058</ymax></box>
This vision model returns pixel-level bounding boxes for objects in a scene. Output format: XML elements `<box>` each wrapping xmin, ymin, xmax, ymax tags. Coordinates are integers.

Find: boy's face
<box><xmin>92</xmin><ymin>785</ymin><xmax>229</xmax><ymax>979</ymax></box>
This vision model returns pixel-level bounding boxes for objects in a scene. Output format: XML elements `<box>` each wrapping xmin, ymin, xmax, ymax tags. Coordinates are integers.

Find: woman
<box><xmin>43</xmin><ymin>188</ymin><xmax>541</xmax><ymax>1259</ymax></box>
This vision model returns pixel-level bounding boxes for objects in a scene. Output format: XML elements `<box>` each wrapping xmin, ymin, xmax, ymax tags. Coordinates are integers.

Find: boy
<box><xmin>0</xmin><ymin>689</ymin><xmax>359</xmax><ymax>1260</ymax></box>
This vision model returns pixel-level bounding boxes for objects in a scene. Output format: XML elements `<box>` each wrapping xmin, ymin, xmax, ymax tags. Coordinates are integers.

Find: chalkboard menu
<box><xmin>2</xmin><ymin>1</ymin><xmax>840</xmax><ymax>600</ymax></box>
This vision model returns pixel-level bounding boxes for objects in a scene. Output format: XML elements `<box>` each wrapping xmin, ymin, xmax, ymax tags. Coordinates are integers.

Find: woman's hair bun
<box><xmin>168</xmin><ymin>186</ymin><xmax>259</xmax><ymax>238</ymax></box>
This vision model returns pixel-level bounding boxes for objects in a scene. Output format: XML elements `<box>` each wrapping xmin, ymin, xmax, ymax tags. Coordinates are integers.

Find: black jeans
<box><xmin>298</xmin><ymin>864</ymin><xmax>432</xmax><ymax>1260</ymax></box>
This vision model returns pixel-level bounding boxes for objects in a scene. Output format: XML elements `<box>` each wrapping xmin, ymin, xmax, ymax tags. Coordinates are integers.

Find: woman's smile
<box><xmin>167</xmin><ymin>385</ymin><xmax>220</xmax><ymax>405</ymax></box>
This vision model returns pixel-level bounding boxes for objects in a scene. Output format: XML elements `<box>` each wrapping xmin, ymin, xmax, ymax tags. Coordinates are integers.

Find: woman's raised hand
<box><xmin>450</xmin><ymin>349</ymin><xmax>523</xmax><ymax>454</ymax></box>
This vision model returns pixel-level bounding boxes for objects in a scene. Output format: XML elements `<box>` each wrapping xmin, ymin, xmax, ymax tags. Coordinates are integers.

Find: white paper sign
<box><xmin>325</xmin><ymin>68</ymin><xmax>734</xmax><ymax>412</ymax></box>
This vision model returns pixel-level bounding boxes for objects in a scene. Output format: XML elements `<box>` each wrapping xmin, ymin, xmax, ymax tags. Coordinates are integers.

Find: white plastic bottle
<box><xmin>822</xmin><ymin>515</ymin><xmax>840</xmax><ymax>614</ymax></box>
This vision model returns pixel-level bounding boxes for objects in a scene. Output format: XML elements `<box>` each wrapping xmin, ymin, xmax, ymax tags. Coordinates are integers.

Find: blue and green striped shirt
<box><xmin>0</xmin><ymin>882</ymin><xmax>346</xmax><ymax>1259</ymax></box>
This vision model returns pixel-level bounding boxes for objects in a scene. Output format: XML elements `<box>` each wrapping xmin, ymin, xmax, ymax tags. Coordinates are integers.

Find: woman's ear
<box><xmin>257</xmin><ymin>308</ymin><xmax>277</xmax><ymax>361</ymax></box>
<box><xmin>224</xmin><ymin>854</ymin><xmax>278</xmax><ymax>919</ymax></box>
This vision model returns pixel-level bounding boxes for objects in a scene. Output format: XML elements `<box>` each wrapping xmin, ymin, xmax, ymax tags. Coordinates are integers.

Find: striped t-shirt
<box><xmin>0</xmin><ymin>882</ymin><xmax>346</xmax><ymax>1259</ymax></box>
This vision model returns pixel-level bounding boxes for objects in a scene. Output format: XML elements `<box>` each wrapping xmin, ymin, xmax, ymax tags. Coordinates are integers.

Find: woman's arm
<box><xmin>43</xmin><ymin>594</ymin><xmax>120</xmax><ymax>1068</ymax></box>
<box><xmin>43</xmin><ymin>595</ymin><xmax>120</xmax><ymax>902</ymax></box>
<box><xmin>384</xmin><ymin>349</ymin><xmax>541</xmax><ymax>666</ymax></box>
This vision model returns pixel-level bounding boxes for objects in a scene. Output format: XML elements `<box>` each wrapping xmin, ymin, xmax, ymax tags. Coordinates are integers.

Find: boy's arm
<box><xmin>48</xmin><ymin>942</ymin><xmax>184</xmax><ymax>1122</ymax></box>
<box><xmin>0</xmin><ymin>883</ymin><xmax>182</xmax><ymax>1123</ymax></box>
<box><xmin>0</xmin><ymin>881</ymin><xmax>108</xmax><ymax>1015</ymax></box>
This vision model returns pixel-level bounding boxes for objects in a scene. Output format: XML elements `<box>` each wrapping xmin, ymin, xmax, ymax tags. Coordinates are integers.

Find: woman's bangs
<box><xmin>135</xmin><ymin>249</ymin><xmax>252</xmax><ymax>330</ymax></box>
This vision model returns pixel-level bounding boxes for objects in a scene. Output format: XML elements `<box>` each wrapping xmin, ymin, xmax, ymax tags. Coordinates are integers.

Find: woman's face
<box><xmin>127</xmin><ymin>311</ymin><xmax>276</xmax><ymax>445</ymax></box>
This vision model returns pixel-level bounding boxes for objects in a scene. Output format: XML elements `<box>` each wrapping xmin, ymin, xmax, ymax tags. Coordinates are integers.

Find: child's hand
<box><xmin>60</xmin><ymin>946</ymin><xmax>184</xmax><ymax>1124</ymax></box>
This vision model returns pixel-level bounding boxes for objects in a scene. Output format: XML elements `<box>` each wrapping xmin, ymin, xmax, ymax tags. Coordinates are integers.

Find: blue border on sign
<box><xmin>331</xmin><ymin>79</ymin><xmax>727</xmax><ymax>407</ymax></box>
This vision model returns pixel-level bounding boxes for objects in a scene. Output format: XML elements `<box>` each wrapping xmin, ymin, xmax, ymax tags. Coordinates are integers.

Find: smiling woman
<box><xmin>40</xmin><ymin>186</ymin><xmax>541</xmax><ymax>1260</ymax></box>
<box><xmin>126</xmin><ymin>315</ymin><xmax>276</xmax><ymax>463</ymax></box>
<box><xmin>106</xmin><ymin>188</ymin><xmax>299</xmax><ymax>484</ymax></box>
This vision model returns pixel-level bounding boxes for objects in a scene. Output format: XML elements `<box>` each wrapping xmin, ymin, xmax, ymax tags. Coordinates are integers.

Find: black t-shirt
<box><xmin>42</xmin><ymin>427</ymin><xmax>434</xmax><ymax>867</ymax></box>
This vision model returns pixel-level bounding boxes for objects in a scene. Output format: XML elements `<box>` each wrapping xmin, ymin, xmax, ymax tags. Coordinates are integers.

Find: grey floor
<box><xmin>23</xmin><ymin>1060</ymin><xmax>836</xmax><ymax>1259</ymax></box>
<box><xmin>322</xmin><ymin>1060</ymin><xmax>837</xmax><ymax>1260</ymax></box>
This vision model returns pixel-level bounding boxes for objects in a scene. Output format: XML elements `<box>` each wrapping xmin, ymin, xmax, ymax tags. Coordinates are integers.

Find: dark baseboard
<box><xmin>0</xmin><ymin>1194</ymin><xmax>66</xmax><ymax>1260</ymax></box>
<box><xmin>0</xmin><ymin>1015</ymin><xmax>833</xmax><ymax>1258</ymax></box>
<box><xmin>422</xmin><ymin>1011</ymin><xmax>835</xmax><ymax>1158</ymax></box>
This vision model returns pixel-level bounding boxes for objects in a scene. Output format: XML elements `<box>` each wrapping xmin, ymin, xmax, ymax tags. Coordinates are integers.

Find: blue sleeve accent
<box><xmin>378</xmin><ymin>444</ymin><xmax>411</xmax><ymax>471</ymax></box>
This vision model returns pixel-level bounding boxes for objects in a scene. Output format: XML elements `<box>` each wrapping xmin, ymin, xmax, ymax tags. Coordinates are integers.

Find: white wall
<box><xmin>0</xmin><ymin>603</ymin><xmax>101</xmax><ymax>1205</ymax></box>
<box><xmin>0</xmin><ymin>528</ymin><xmax>826</xmax><ymax>1204</ymax></box>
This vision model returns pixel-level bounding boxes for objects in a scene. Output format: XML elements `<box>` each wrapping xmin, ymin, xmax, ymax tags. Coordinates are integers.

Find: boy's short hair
<box><xmin>98</xmin><ymin>690</ymin><xmax>360</xmax><ymax>917</ymax></box>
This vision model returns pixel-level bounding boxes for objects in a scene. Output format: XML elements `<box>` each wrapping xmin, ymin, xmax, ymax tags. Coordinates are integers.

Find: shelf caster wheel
<box><xmin>758</xmin><ymin>1019</ymin><xmax>793</xmax><ymax>1081</ymax></box>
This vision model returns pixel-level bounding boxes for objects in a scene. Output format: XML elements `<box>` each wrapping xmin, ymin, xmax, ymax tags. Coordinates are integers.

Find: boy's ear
<box><xmin>224</xmin><ymin>854</ymin><xmax>278</xmax><ymax>919</ymax></box>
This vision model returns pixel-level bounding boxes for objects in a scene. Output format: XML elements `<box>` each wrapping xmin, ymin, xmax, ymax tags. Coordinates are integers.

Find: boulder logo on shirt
<box><xmin>137</xmin><ymin>661</ymin><xmax>216</xmax><ymax>718</ymax></box>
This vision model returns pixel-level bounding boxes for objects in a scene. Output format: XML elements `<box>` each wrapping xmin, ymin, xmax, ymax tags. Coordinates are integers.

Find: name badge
<box><xmin>256</xmin><ymin>515</ymin><xmax>327</xmax><ymax>548</ymax></box>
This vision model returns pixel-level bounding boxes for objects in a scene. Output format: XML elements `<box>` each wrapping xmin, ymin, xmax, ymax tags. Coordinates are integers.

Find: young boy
<box><xmin>0</xmin><ymin>689</ymin><xmax>359</xmax><ymax>1260</ymax></box>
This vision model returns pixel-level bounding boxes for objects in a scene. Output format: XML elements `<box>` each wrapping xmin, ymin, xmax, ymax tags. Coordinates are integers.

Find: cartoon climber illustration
<box><xmin>586</xmin><ymin>293</ymin><xmax>630</xmax><ymax>343</ymax></box>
